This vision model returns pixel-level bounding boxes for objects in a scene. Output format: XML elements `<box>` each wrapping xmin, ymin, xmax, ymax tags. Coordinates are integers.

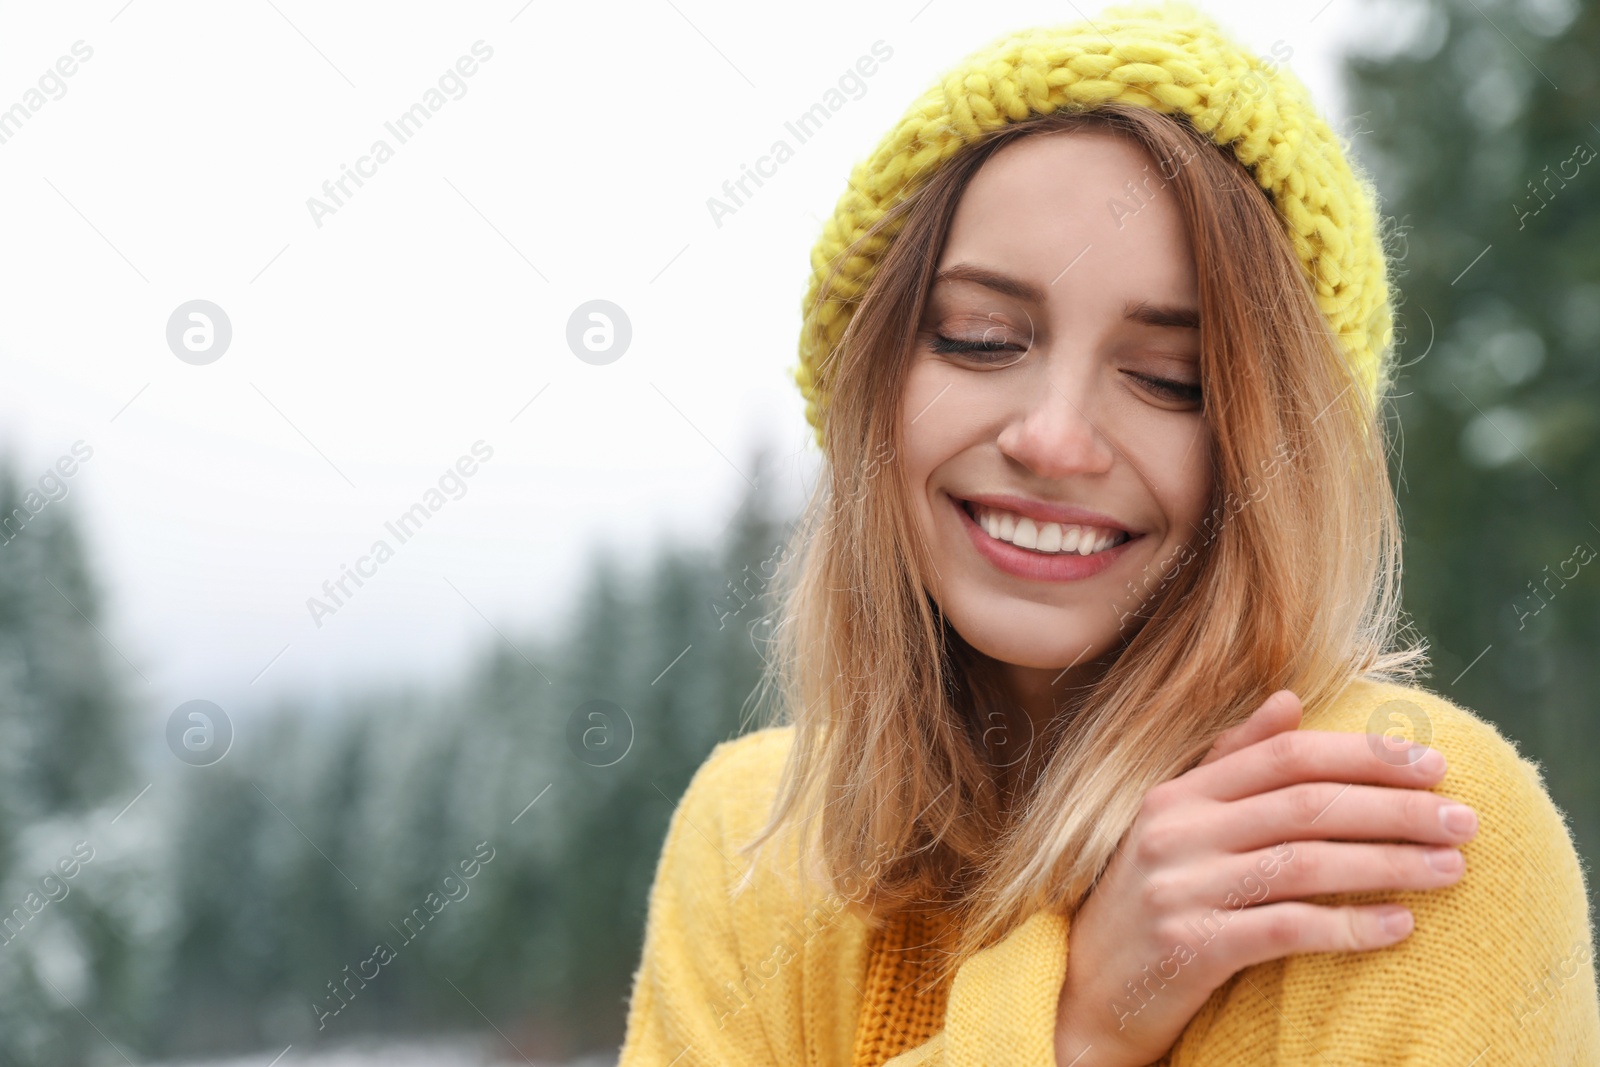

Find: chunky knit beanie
<box><xmin>792</xmin><ymin>0</ymin><xmax>1396</xmax><ymax>450</ymax></box>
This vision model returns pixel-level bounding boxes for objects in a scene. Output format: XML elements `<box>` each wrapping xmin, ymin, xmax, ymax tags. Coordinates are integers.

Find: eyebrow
<box><xmin>931</xmin><ymin>263</ymin><xmax>1200</xmax><ymax>330</ymax></box>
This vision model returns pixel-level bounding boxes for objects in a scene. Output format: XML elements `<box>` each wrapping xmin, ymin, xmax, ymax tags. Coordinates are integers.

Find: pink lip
<box><xmin>949</xmin><ymin>492</ymin><xmax>1138</xmax><ymax>582</ymax></box>
<box><xmin>957</xmin><ymin>492</ymin><xmax>1134</xmax><ymax>533</ymax></box>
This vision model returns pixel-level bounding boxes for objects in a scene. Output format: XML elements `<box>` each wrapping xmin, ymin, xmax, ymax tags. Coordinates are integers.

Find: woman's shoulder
<box><xmin>1310</xmin><ymin>673</ymin><xmax>1507</xmax><ymax>739</ymax></box>
<box><xmin>684</xmin><ymin>723</ymin><xmax>795</xmax><ymax>797</ymax></box>
<box><xmin>1306</xmin><ymin>675</ymin><xmax>1563</xmax><ymax>821</ymax></box>
<box><xmin>673</xmin><ymin>724</ymin><xmax>796</xmax><ymax>849</ymax></box>
<box><xmin>1170</xmin><ymin>676</ymin><xmax>1600</xmax><ymax>1061</ymax></box>
<box><xmin>1305</xmin><ymin>674</ymin><xmax>1593</xmax><ymax>971</ymax></box>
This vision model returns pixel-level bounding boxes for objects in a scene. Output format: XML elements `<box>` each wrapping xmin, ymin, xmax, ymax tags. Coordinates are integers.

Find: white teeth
<box><xmin>970</xmin><ymin>503</ymin><xmax>1125</xmax><ymax>557</ymax></box>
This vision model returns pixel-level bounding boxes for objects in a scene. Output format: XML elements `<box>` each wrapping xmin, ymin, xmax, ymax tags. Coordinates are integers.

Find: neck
<box><xmin>1001</xmin><ymin>658</ymin><xmax>1107</xmax><ymax>741</ymax></box>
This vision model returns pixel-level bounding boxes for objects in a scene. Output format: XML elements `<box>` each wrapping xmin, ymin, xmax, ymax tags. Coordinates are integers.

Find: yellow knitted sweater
<box><xmin>617</xmin><ymin>678</ymin><xmax>1600</xmax><ymax>1065</ymax></box>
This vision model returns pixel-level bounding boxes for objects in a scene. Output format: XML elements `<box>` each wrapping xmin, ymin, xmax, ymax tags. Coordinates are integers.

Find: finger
<box><xmin>1183</xmin><ymin>729</ymin><xmax>1446</xmax><ymax>803</ymax></box>
<box><xmin>1197</xmin><ymin>690</ymin><xmax>1303</xmax><ymax>767</ymax></box>
<box><xmin>1178</xmin><ymin>839</ymin><xmax>1465</xmax><ymax>909</ymax></box>
<box><xmin>1210</xmin><ymin>781</ymin><xmax>1478</xmax><ymax>854</ymax></box>
<box><xmin>1205</xmin><ymin>901</ymin><xmax>1415</xmax><ymax>974</ymax></box>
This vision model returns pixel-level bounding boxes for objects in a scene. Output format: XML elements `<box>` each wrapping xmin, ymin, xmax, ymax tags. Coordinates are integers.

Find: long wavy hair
<box><xmin>738</xmin><ymin>101</ymin><xmax>1424</xmax><ymax>985</ymax></box>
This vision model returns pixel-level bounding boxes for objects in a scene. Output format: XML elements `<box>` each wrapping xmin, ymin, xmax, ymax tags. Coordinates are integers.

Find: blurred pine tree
<box><xmin>144</xmin><ymin>446</ymin><xmax>792</xmax><ymax>1062</ymax></box>
<box><xmin>0</xmin><ymin>460</ymin><xmax>136</xmax><ymax>1065</ymax></box>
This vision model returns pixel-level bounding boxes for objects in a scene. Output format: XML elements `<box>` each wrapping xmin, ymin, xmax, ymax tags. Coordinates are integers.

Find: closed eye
<box><xmin>927</xmin><ymin>333</ymin><xmax>1026</xmax><ymax>366</ymax></box>
<box><xmin>1124</xmin><ymin>370</ymin><xmax>1202</xmax><ymax>406</ymax></box>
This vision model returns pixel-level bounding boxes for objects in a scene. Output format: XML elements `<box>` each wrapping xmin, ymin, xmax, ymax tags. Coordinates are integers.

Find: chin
<box><xmin>951</xmin><ymin>595</ymin><xmax>1123</xmax><ymax>671</ymax></box>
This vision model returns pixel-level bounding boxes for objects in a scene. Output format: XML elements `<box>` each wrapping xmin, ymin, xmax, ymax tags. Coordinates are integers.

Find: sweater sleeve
<box><xmin>617</xmin><ymin>739</ymin><xmax>786</xmax><ymax>1067</ymax></box>
<box><xmin>881</xmin><ymin>910</ymin><xmax>1073</xmax><ymax>1067</ymax></box>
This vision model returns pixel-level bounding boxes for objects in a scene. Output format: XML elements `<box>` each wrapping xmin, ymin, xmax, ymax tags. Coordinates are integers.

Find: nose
<box><xmin>995</xmin><ymin>372</ymin><xmax>1116</xmax><ymax>480</ymax></box>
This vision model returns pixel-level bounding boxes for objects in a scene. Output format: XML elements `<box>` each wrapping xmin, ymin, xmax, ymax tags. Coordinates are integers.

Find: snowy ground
<box><xmin>142</xmin><ymin>1035</ymin><xmax>618</xmax><ymax>1067</ymax></box>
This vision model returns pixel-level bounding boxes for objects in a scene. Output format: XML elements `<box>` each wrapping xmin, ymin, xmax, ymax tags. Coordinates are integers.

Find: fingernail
<box><xmin>1426</xmin><ymin>847</ymin><xmax>1462</xmax><ymax>873</ymax></box>
<box><xmin>1410</xmin><ymin>746</ymin><xmax>1444</xmax><ymax>774</ymax></box>
<box><xmin>1439</xmin><ymin>803</ymin><xmax>1476</xmax><ymax>836</ymax></box>
<box><xmin>1381</xmin><ymin>908</ymin><xmax>1413</xmax><ymax>937</ymax></box>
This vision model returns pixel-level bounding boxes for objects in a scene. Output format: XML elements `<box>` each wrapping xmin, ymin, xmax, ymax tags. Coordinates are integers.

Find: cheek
<box><xmin>901</xmin><ymin>356</ymin><xmax>951</xmax><ymax>433</ymax></box>
<box><xmin>900</xmin><ymin>355</ymin><xmax>1009</xmax><ymax>458</ymax></box>
<box><xmin>899</xmin><ymin>359</ymin><xmax>957</xmax><ymax>489</ymax></box>
<box><xmin>1139</xmin><ymin>418</ymin><xmax>1213</xmax><ymax>529</ymax></box>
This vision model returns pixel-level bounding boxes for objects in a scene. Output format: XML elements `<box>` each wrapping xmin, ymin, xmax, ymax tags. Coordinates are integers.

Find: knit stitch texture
<box><xmin>792</xmin><ymin>1</ymin><xmax>1399</xmax><ymax>450</ymax></box>
<box><xmin>618</xmin><ymin>677</ymin><xmax>1600</xmax><ymax>1065</ymax></box>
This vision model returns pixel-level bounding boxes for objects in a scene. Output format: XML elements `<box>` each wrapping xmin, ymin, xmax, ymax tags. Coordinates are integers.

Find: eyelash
<box><xmin>1125</xmin><ymin>371</ymin><xmax>1204</xmax><ymax>405</ymax></box>
<box><xmin>928</xmin><ymin>333</ymin><xmax>1023</xmax><ymax>362</ymax></box>
<box><xmin>928</xmin><ymin>333</ymin><xmax>1203</xmax><ymax>405</ymax></box>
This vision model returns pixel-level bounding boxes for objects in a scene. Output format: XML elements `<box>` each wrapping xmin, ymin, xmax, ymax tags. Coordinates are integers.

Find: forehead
<box><xmin>934</xmin><ymin>129</ymin><xmax>1198</xmax><ymax>308</ymax></box>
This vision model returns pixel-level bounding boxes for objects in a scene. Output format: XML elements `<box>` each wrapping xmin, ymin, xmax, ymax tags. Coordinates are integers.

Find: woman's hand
<box><xmin>1053</xmin><ymin>689</ymin><xmax>1479</xmax><ymax>1067</ymax></box>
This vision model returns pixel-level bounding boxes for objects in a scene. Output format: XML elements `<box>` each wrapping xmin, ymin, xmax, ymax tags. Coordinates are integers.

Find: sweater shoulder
<box><xmin>1310</xmin><ymin>676</ymin><xmax>1544</xmax><ymax>779</ymax></box>
<box><xmin>1164</xmin><ymin>677</ymin><xmax>1600</xmax><ymax>1061</ymax></box>
<box><xmin>1306</xmin><ymin>676</ymin><xmax>1583</xmax><ymax>862</ymax></box>
<box><xmin>677</xmin><ymin>723</ymin><xmax>796</xmax><ymax>849</ymax></box>
<box><xmin>692</xmin><ymin>723</ymin><xmax>795</xmax><ymax>800</ymax></box>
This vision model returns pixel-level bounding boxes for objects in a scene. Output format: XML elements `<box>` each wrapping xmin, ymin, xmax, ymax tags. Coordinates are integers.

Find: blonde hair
<box><xmin>740</xmin><ymin>102</ymin><xmax>1423</xmax><ymax>985</ymax></box>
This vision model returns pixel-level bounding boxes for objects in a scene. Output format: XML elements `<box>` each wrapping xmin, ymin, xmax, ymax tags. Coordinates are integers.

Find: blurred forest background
<box><xmin>2</xmin><ymin>0</ymin><xmax>1598</xmax><ymax>1062</ymax></box>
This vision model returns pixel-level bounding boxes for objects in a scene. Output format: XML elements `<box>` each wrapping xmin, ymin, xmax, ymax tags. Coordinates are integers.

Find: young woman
<box><xmin>620</xmin><ymin>4</ymin><xmax>1600</xmax><ymax>1064</ymax></box>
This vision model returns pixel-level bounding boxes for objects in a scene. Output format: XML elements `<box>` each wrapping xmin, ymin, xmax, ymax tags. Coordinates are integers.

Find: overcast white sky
<box><xmin>0</xmin><ymin>0</ymin><xmax>1393</xmax><ymax>728</ymax></box>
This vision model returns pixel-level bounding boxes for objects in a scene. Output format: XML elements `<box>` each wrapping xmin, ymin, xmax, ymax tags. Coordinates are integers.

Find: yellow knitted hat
<box><xmin>792</xmin><ymin>1</ymin><xmax>1396</xmax><ymax>450</ymax></box>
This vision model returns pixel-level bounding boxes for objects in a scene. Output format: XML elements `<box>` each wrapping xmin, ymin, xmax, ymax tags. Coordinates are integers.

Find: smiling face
<box><xmin>899</xmin><ymin>129</ymin><xmax>1214</xmax><ymax>716</ymax></box>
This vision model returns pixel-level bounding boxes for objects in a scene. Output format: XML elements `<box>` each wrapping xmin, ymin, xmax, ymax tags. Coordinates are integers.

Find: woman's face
<box><xmin>900</xmin><ymin>129</ymin><xmax>1214</xmax><ymax>704</ymax></box>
